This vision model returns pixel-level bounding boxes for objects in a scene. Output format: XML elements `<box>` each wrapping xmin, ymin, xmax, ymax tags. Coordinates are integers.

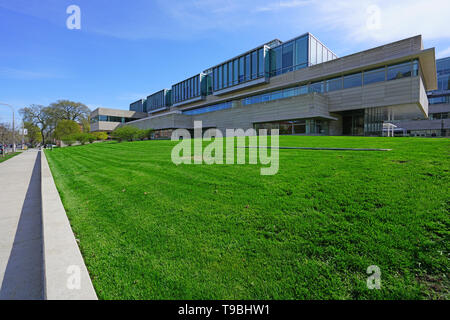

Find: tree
<box><xmin>50</xmin><ymin>100</ymin><xmax>91</xmax><ymax>122</ymax></box>
<box><xmin>54</xmin><ymin>120</ymin><xmax>81</xmax><ymax>140</ymax></box>
<box><xmin>80</xmin><ymin>117</ymin><xmax>91</xmax><ymax>133</ymax></box>
<box><xmin>24</xmin><ymin>121</ymin><xmax>42</xmax><ymax>147</ymax></box>
<box><xmin>0</xmin><ymin>123</ymin><xmax>12</xmax><ymax>148</ymax></box>
<box><xmin>20</xmin><ymin>105</ymin><xmax>56</xmax><ymax>144</ymax></box>
<box><xmin>20</xmin><ymin>100</ymin><xmax>91</xmax><ymax>145</ymax></box>
<box><xmin>111</xmin><ymin>126</ymin><xmax>141</xmax><ymax>142</ymax></box>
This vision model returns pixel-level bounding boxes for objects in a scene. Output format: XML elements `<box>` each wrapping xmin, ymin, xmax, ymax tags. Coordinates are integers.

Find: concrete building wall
<box><xmin>327</xmin><ymin>76</ymin><xmax>425</xmax><ymax>115</ymax></box>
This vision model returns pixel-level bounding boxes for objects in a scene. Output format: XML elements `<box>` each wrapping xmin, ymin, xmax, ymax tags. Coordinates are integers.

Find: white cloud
<box><xmin>317</xmin><ymin>0</ymin><xmax>450</xmax><ymax>44</ymax></box>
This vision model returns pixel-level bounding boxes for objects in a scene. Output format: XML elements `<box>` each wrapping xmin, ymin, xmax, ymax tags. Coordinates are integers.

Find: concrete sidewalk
<box><xmin>0</xmin><ymin>150</ymin><xmax>44</xmax><ymax>300</ymax></box>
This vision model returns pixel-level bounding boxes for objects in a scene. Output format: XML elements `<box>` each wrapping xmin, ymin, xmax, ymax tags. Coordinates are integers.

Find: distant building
<box><xmin>90</xmin><ymin>108</ymin><xmax>147</xmax><ymax>133</ymax></box>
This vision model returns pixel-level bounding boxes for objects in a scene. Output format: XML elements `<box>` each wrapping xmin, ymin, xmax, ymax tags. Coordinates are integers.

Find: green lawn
<box><xmin>0</xmin><ymin>152</ymin><xmax>21</xmax><ymax>163</ymax></box>
<box><xmin>44</xmin><ymin>136</ymin><xmax>449</xmax><ymax>300</ymax></box>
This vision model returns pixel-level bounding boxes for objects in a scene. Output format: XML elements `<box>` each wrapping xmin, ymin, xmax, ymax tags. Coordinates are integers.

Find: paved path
<box><xmin>0</xmin><ymin>150</ymin><xmax>44</xmax><ymax>300</ymax></box>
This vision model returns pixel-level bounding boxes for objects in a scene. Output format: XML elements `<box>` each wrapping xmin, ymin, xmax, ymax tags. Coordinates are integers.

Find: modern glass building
<box><xmin>93</xmin><ymin>32</ymin><xmax>437</xmax><ymax>138</ymax></box>
<box><xmin>389</xmin><ymin>56</ymin><xmax>450</xmax><ymax>137</ymax></box>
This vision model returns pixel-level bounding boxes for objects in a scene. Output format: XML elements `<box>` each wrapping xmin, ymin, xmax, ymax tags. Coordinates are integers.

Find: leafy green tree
<box><xmin>24</xmin><ymin>122</ymin><xmax>43</xmax><ymax>147</ymax></box>
<box><xmin>111</xmin><ymin>126</ymin><xmax>140</xmax><ymax>142</ymax></box>
<box><xmin>54</xmin><ymin>120</ymin><xmax>81</xmax><ymax>140</ymax></box>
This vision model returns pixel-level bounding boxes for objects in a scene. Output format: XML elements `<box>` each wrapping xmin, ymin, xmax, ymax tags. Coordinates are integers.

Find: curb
<box><xmin>40</xmin><ymin>150</ymin><xmax>97</xmax><ymax>300</ymax></box>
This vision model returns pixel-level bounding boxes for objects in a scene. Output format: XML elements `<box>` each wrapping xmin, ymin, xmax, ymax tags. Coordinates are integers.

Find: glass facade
<box><xmin>387</xmin><ymin>61</ymin><xmax>414</xmax><ymax>81</ymax></box>
<box><xmin>129</xmin><ymin>99</ymin><xmax>145</xmax><ymax>112</ymax></box>
<box><xmin>269</xmin><ymin>35</ymin><xmax>312</xmax><ymax>76</ymax></box>
<box><xmin>242</xmin><ymin>86</ymin><xmax>308</xmax><ymax>106</ymax></box>
<box><xmin>343</xmin><ymin>72</ymin><xmax>362</xmax><ymax>89</ymax></box>
<box><xmin>254</xmin><ymin>119</ymin><xmax>329</xmax><ymax>135</ymax></box>
<box><xmin>172</xmin><ymin>74</ymin><xmax>202</xmax><ymax>104</ymax></box>
<box><xmin>91</xmin><ymin>115</ymin><xmax>137</xmax><ymax>124</ymax></box>
<box><xmin>241</xmin><ymin>59</ymin><xmax>419</xmax><ymax>107</ymax></box>
<box><xmin>212</xmin><ymin>47</ymin><xmax>266</xmax><ymax>91</ymax></box>
<box><xmin>182</xmin><ymin>101</ymin><xmax>232</xmax><ymax>115</ymax></box>
<box><xmin>308</xmin><ymin>34</ymin><xmax>337</xmax><ymax>66</ymax></box>
<box><xmin>147</xmin><ymin>89</ymin><xmax>171</xmax><ymax>112</ymax></box>
<box><xmin>426</xmin><ymin>56</ymin><xmax>450</xmax><ymax>110</ymax></box>
<box><xmin>363</xmin><ymin>67</ymin><xmax>386</xmax><ymax>85</ymax></box>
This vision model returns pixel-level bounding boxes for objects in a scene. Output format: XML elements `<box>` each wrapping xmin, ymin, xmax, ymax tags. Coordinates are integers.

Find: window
<box><xmin>364</xmin><ymin>67</ymin><xmax>385</xmax><ymax>85</ymax></box>
<box><xmin>326</xmin><ymin>77</ymin><xmax>342</xmax><ymax>92</ymax></box>
<box><xmin>245</xmin><ymin>54</ymin><xmax>251</xmax><ymax>81</ymax></box>
<box><xmin>223</xmin><ymin>64</ymin><xmax>228</xmax><ymax>88</ymax></box>
<box><xmin>228</xmin><ymin>61</ymin><xmax>233</xmax><ymax>86</ymax></box>
<box><xmin>233</xmin><ymin>59</ymin><xmax>238</xmax><ymax>85</ymax></box>
<box><xmin>242</xmin><ymin>85</ymin><xmax>309</xmax><ymax>106</ymax></box>
<box><xmin>438</xmin><ymin>74</ymin><xmax>450</xmax><ymax>91</ymax></box>
<box><xmin>387</xmin><ymin>61</ymin><xmax>412</xmax><ymax>80</ymax></box>
<box><xmin>239</xmin><ymin>56</ymin><xmax>245</xmax><ymax>83</ymax></box>
<box><xmin>295</xmin><ymin>36</ymin><xmax>308</xmax><ymax>70</ymax></box>
<box><xmin>213</xmin><ymin>68</ymin><xmax>218</xmax><ymax>91</ymax></box>
<box><xmin>310</xmin><ymin>37</ymin><xmax>317</xmax><ymax>65</ymax></box>
<box><xmin>343</xmin><ymin>73</ymin><xmax>362</xmax><ymax>89</ymax></box>
<box><xmin>413</xmin><ymin>60</ymin><xmax>419</xmax><ymax>76</ymax></box>
<box><xmin>309</xmin><ymin>81</ymin><xmax>324</xmax><ymax>93</ymax></box>
<box><xmin>282</xmin><ymin>41</ymin><xmax>294</xmax><ymax>73</ymax></box>
<box><xmin>183</xmin><ymin>102</ymin><xmax>232</xmax><ymax>115</ymax></box>
<box><xmin>270</xmin><ymin>46</ymin><xmax>282</xmax><ymax>76</ymax></box>
<box><xmin>218</xmin><ymin>66</ymin><xmax>223</xmax><ymax>89</ymax></box>
<box><xmin>251</xmin><ymin>51</ymin><xmax>257</xmax><ymax>79</ymax></box>
<box><xmin>194</xmin><ymin>77</ymin><xmax>197</xmax><ymax>96</ymax></box>
<box><xmin>258</xmin><ymin>48</ymin><xmax>264</xmax><ymax>77</ymax></box>
<box><xmin>317</xmin><ymin>42</ymin><xmax>323</xmax><ymax>64</ymax></box>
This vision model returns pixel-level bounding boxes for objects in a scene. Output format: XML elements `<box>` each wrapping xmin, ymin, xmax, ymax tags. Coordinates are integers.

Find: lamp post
<box><xmin>0</xmin><ymin>102</ymin><xmax>16</xmax><ymax>152</ymax></box>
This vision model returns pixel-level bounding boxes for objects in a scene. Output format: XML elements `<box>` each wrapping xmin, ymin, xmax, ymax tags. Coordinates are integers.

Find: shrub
<box><xmin>141</xmin><ymin>128</ymin><xmax>154</xmax><ymax>140</ymax></box>
<box><xmin>92</xmin><ymin>131</ymin><xmax>108</xmax><ymax>141</ymax></box>
<box><xmin>111</xmin><ymin>126</ymin><xmax>141</xmax><ymax>142</ymax></box>
<box><xmin>74</xmin><ymin>133</ymin><xmax>91</xmax><ymax>145</ymax></box>
<box><xmin>61</xmin><ymin>134</ymin><xmax>76</xmax><ymax>146</ymax></box>
<box><xmin>88</xmin><ymin>134</ymin><xmax>96</xmax><ymax>144</ymax></box>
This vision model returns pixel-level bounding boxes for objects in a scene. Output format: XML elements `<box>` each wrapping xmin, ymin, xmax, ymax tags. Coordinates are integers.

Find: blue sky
<box><xmin>1</xmin><ymin>0</ymin><xmax>449</xmax><ymax>124</ymax></box>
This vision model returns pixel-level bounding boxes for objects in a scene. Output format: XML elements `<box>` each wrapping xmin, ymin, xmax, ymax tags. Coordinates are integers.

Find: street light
<box><xmin>0</xmin><ymin>102</ymin><xmax>16</xmax><ymax>152</ymax></box>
